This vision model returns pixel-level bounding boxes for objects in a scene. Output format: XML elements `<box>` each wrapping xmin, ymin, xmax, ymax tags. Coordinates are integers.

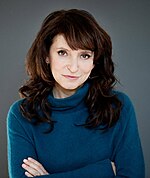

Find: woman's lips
<box><xmin>63</xmin><ymin>75</ymin><xmax>80</xmax><ymax>79</ymax></box>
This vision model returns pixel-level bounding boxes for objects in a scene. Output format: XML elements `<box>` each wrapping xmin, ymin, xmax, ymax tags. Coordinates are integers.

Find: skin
<box><xmin>46</xmin><ymin>34</ymin><xmax>94</xmax><ymax>98</ymax></box>
<box><xmin>22</xmin><ymin>34</ymin><xmax>116</xmax><ymax>176</ymax></box>
<box><xmin>22</xmin><ymin>158</ymin><xmax>49</xmax><ymax>177</ymax></box>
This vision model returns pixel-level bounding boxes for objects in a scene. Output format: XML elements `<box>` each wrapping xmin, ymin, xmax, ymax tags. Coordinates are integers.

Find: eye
<box><xmin>57</xmin><ymin>50</ymin><xmax>67</xmax><ymax>56</ymax></box>
<box><xmin>81</xmin><ymin>54</ymin><xmax>91</xmax><ymax>59</ymax></box>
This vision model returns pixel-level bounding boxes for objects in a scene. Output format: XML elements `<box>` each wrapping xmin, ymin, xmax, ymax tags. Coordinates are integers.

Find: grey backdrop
<box><xmin>0</xmin><ymin>0</ymin><xmax>150</xmax><ymax>177</ymax></box>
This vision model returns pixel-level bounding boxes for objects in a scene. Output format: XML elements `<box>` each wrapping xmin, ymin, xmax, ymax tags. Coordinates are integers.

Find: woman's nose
<box><xmin>67</xmin><ymin>58</ymin><xmax>79</xmax><ymax>73</ymax></box>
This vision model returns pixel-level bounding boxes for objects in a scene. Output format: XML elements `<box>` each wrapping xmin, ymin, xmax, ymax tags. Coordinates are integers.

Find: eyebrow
<box><xmin>56</xmin><ymin>47</ymin><xmax>93</xmax><ymax>53</ymax></box>
<box><xmin>56</xmin><ymin>47</ymin><xmax>71</xmax><ymax>51</ymax></box>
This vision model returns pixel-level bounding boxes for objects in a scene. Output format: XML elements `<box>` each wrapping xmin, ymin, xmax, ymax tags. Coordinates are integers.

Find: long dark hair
<box><xmin>19</xmin><ymin>9</ymin><xmax>122</xmax><ymax>132</ymax></box>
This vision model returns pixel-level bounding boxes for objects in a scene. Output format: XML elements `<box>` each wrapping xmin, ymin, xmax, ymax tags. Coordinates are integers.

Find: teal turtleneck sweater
<box><xmin>7</xmin><ymin>83</ymin><xmax>145</xmax><ymax>178</ymax></box>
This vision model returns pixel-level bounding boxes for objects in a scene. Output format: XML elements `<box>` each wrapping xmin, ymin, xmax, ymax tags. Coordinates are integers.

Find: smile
<box><xmin>62</xmin><ymin>75</ymin><xmax>80</xmax><ymax>80</ymax></box>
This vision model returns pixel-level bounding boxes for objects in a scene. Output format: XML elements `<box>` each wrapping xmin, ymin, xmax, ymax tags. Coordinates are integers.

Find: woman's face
<box><xmin>46</xmin><ymin>34</ymin><xmax>94</xmax><ymax>97</ymax></box>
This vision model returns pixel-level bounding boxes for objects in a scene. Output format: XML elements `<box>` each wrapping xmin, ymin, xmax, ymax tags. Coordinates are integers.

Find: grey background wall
<box><xmin>0</xmin><ymin>0</ymin><xmax>149</xmax><ymax>177</ymax></box>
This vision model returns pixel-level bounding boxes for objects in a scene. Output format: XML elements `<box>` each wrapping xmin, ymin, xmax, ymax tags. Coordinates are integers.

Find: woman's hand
<box><xmin>22</xmin><ymin>157</ymin><xmax>49</xmax><ymax>177</ymax></box>
<box><xmin>111</xmin><ymin>161</ymin><xmax>116</xmax><ymax>175</ymax></box>
<box><xmin>22</xmin><ymin>158</ymin><xmax>116</xmax><ymax>177</ymax></box>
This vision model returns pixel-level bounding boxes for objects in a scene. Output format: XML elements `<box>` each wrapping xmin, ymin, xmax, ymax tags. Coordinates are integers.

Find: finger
<box><xmin>27</xmin><ymin>158</ymin><xmax>46</xmax><ymax>172</ymax></box>
<box><xmin>23</xmin><ymin>159</ymin><xmax>44</xmax><ymax>175</ymax></box>
<box><xmin>23</xmin><ymin>158</ymin><xmax>49</xmax><ymax>175</ymax></box>
<box><xmin>25</xmin><ymin>171</ymin><xmax>33</xmax><ymax>177</ymax></box>
<box><xmin>28</xmin><ymin>157</ymin><xmax>42</xmax><ymax>167</ymax></box>
<box><xmin>22</xmin><ymin>163</ymin><xmax>40</xmax><ymax>177</ymax></box>
<box><xmin>27</xmin><ymin>157</ymin><xmax>48</xmax><ymax>174</ymax></box>
<box><xmin>111</xmin><ymin>162</ymin><xmax>116</xmax><ymax>175</ymax></box>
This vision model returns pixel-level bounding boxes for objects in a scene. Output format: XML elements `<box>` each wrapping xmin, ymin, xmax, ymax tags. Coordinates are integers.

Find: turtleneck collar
<box><xmin>48</xmin><ymin>82</ymin><xmax>90</xmax><ymax>112</ymax></box>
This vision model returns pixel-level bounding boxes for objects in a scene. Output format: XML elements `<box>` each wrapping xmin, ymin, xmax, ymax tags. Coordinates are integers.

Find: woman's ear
<box><xmin>45</xmin><ymin>57</ymin><xmax>50</xmax><ymax>64</ymax></box>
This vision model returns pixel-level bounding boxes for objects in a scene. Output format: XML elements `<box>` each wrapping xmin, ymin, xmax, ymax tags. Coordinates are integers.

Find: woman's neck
<box><xmin>52</xmin><ymin>85</ymin><xmax>77</xmax><ymax>99</ymax></box>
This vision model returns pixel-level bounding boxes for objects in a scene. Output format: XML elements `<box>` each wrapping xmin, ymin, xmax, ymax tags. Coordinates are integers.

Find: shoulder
<box><xmin>8</xmin><ymin>98</ymin><xmax>24</xmax><ymax>116</ymax></box>
<box><xmin>113</xmin><ymin>90</ymin><xmax>137</xmax><ymax>126</ymax></box>
<box><xmin>113</xmin><ymin>90</ymin><xmax>134</xmax><ymax>112</ymax></box>
<box><xmin>7</xmin><ymin>99</ymin><xmax>34</xmax><ymax>144</ymax></box>
<box><xmin>113</xmin><ymin>90</ymin><xmax>136</xmax><ymax>123</ymax></box>
<box><xmin>7</xmin><ymin>98</ymin><xmax>27</xmax><ymax>127</ymax></box>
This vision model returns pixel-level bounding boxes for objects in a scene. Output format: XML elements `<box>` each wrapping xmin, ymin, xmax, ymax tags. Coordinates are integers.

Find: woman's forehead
<box><xmin>51</xmin><ymin>34</ymin><xmax>94</xmax><ymax>53</ymax></box>
<box><xmin>51</xmin><ymin>33</ymin><xmax>95</xmax><ymax>51</ymax></box>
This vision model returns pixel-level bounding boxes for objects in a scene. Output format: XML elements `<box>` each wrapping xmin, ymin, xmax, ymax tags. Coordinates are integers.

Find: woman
<box><xmin>7</xmin><ymin>9</ymin><xmax>145</xmax><ymax>177</ymax></box>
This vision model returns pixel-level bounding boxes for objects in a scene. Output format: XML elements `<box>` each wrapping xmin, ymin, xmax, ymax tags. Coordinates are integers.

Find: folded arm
<box><xmin>7</xmin><ymin>106</ymin><xmax>115</xmax><ymax>178</ymax></box>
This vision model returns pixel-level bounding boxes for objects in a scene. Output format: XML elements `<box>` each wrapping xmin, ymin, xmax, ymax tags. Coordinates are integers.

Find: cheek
<box><xmin>81</xmin><ymin>63</ymin><xmax>94</xmax><ymax>74</ymax></box>
<box><xmin>50</xmin><ymin>60</ymin><xmax>64</xmax><ymax>72</ymax></box>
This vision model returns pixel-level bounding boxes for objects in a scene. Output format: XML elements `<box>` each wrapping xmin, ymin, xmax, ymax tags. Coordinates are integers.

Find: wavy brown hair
<box><xmin>19</xmin><ymin>9</ymin><xmax>122</xmax><ymax>132</ymax></box>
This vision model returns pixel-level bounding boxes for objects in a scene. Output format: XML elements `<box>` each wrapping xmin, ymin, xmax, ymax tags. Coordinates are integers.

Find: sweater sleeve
<box><xmin>111</xmin><ymin>93</ymin><xmax>145</xmax><ymax>178</ymax></box>
<box><xmin>35</xmin><ymin>159</ymin><xmax>115</xmax><ymax>178</ymax></box>
<box><xmin>7</xmin><ymin>103</ymin><xmax>38</xmax><ymax>178</ymax></box>
<box><xmin>7</xmin><ymin>102</ymin><xmax>115</xmax><ymax>178</ymax></box>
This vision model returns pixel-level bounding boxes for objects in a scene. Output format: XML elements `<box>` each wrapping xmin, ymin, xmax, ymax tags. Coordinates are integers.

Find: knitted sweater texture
<box><xmin>7</xmin><ymin>83</ymin><xmax>145</xmax><ymax>178</ymax></box>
